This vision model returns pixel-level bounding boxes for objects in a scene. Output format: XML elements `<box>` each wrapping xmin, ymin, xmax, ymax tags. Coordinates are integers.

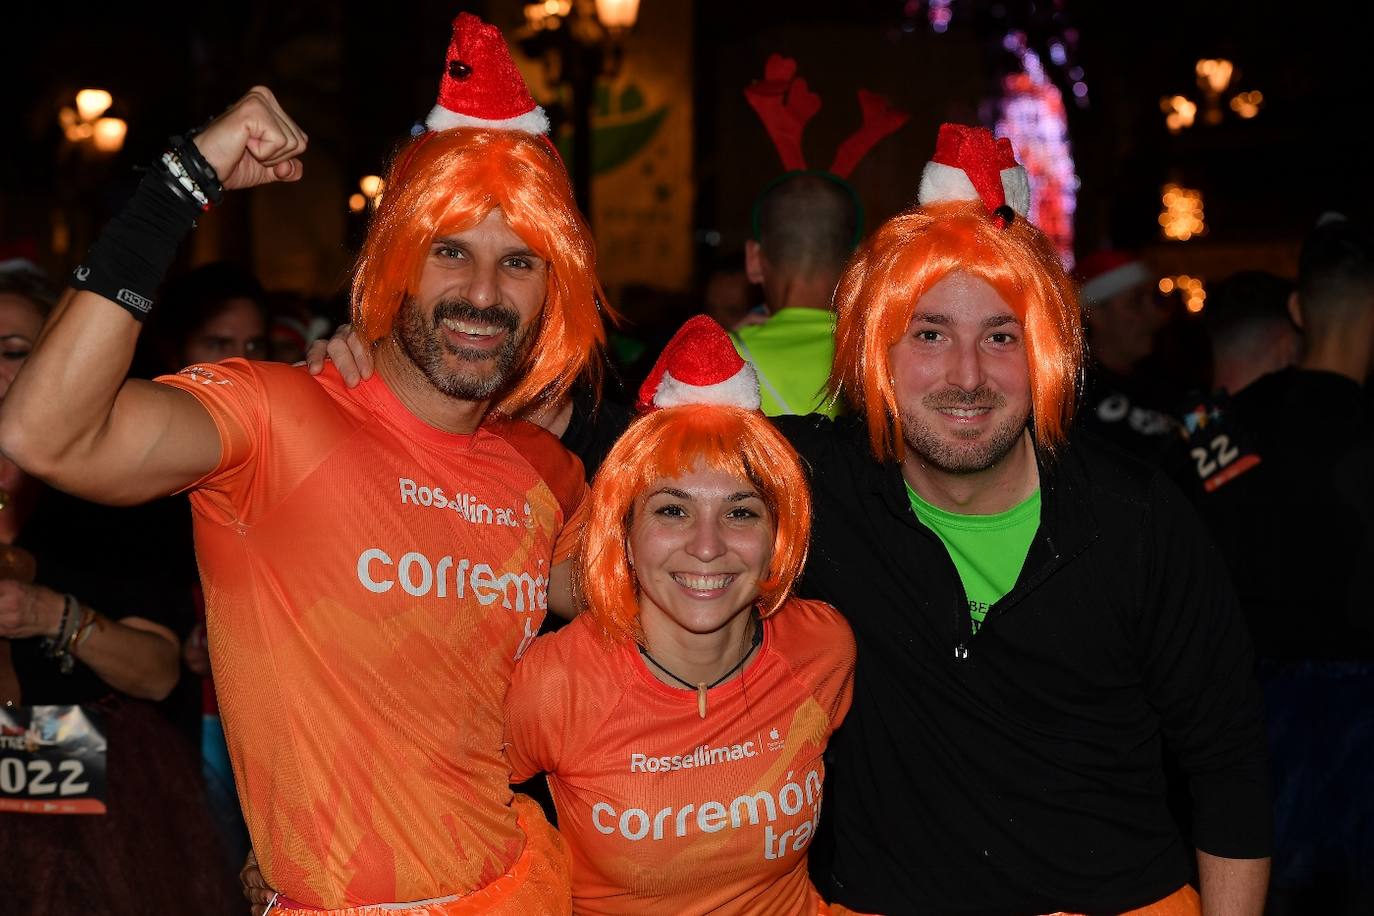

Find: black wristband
<box><xmin>70</xmin><ymin>169</ymin><xmax>202</xmax><ymax>322</ymax></box>
<box><xmin>172</xmin><ymin>133</ymin><xmax>225</xmax><ymax>207</ymax></box>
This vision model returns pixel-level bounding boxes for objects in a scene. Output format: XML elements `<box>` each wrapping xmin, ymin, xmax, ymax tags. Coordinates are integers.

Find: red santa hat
<box><xmin>424</xmin><ymin>13</ymin><xmax>549</xmax><ymax>135</ymax></box>
<box><xmin>1076</xmin><ymin>250</ymin><xmax>1152</xmax><ymax>305</ymax></box>
<box><xmin>917</xmin><ymin>123</ymin><xmax>1030</xmax><ymax>227</ymax></box>
<box><xmin>636</xmin><ymin>316</ymin><xmax>761</xmax><ymax>413</ymax></box>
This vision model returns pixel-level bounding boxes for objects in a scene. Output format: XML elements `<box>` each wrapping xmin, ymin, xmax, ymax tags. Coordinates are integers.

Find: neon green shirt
<box><xmin>906</xmin><ymin>483</ymin><xmax>1041</xmax><ymax>634</ymax></box>
<box><xmin>731</xmin><ymin>308</ymin><xmax>839</xmax><ymax>417</ymax></box>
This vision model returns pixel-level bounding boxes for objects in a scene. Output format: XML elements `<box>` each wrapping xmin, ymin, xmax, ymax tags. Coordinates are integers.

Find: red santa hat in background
<box><xmin>424</xmin><ymin>12</ymin><xmax>549</xmax><ymax>135</ymax></box>
<box><xmin>917</xmin><ymin>123</ymin><xmax>1030</xmax><ymax>227</ymax></box>
<box><xmin>637</xmin><ymin>316</ymin><xmax>761</xmax><ymax>413</ymax></box>
<box><xmin>1076</xmin><ymin>251</ymin><xmax>1152</xmax><ymax>306</ymax></box>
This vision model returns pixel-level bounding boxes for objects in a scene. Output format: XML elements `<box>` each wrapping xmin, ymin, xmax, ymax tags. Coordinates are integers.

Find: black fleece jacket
<box><xmin>776</xmin><ymin>416</ymin><xmax>1271</xmax><ymax>916</ymax></box>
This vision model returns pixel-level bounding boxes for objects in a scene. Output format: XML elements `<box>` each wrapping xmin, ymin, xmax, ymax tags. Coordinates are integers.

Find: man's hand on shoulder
<box><xmin>305</xmin><ymin>324</ymin><xmax>373</xmax><ymax>387</ymax></box>
<box><xmin>193</xmin><ymin>86</ymin><xmax>308</xmax><ymax>190</ymax></box>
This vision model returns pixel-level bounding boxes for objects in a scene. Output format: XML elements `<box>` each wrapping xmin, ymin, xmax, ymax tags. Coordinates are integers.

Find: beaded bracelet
<box><xmin>160</xmin><ymin>149</ymin><xmax>212</xmax><ymax>211</ymax></box>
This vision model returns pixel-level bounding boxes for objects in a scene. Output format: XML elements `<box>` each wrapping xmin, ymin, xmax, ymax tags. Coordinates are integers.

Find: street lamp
<box><xmin>518</xmin><ymin>0</ymin><xmax>642</xmax><ymax>213</ymax></box>
<box><xmin>52</xmin><ymin>88</ymin><xmax>126</xmax><ymax>262</ymax></box>
<box><xmin>1164</xmin><ymin>60</ymin><xmax>1260</xmax><ymax>132</ymax></box>
<box><xmin>60</xmin><ymin>87</ymin><xmax>126</xmax><ymax>155</ymax></box>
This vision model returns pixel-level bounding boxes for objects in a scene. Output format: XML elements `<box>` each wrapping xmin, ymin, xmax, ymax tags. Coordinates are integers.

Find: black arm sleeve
<box><xmin>1138</xmin><ymin>472</ymin><xmax>1273</xmax><ymax>858</ymax></box>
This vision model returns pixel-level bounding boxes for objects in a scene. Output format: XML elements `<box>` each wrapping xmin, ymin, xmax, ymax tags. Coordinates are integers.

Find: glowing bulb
<box><xmin>1230</xmin><ymin>91</ymin><xmax>1262</xmax><ymax>119</ymax></box>
<box><xmin>1159</xmin><ymin>278</ymin><xmax>1175</xmax><ymax>294</ymax></box>
<box><xmin>92</xmin><ymin>117</ymin><xmax>127</xmax><ymax>153</ymax></box>
<box><xmin>1160</xmin><ymin>186</ymin><xmax>1205</xmax><ymax>241</ymax></box>
<box><xmin>1162</xmin><ymin>96</ymin><xmax>1196</xmax><ymax>132</ymax></box>
<box><xmin>359</xmin><ymin>175</ymin><xmax>384</xmax><ymax>198</ymax></box>
<box><xmin>1195</xmin><ymin>58</ymin><xmax>1233</xmax><ymax>95</ymax></box>
<box><xmin>348</xmin><ymin>193</ymin><xmax>367</xmax><ymax>212</ymax></box>
<box><xmin>75</xmin><ymin>88</ymin><xmax>113</xmax><ymax>122</ymax></box>
<box><xmin>594</xmin><ymin>0</ymin><xmax>640</xmax><ymax>29</ymax></box>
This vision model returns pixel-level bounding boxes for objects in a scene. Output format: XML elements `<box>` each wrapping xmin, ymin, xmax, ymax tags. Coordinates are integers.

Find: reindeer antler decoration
<box><xmin>744</xmin><ymin>54</ymin><xmax>908</xmax><ymax>179</ymax></box>
<box><xmin>743</xmin><ymin>54</ymin><xmax>823</xmax><ymax>172</ymax></box>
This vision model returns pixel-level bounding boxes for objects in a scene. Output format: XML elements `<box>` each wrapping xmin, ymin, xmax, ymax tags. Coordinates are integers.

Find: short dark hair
<box><xmin>754</xmin><ymin>173</ymin><xmax>860</xmax><ymax>275</ymax></box>
<box><xmin>1297</xmin><ymin>216</ymin><xmax>1374</xmax><ymax>324</ymax></box>
<box><xmin>0</xmin><ymin>269</ymin><xmax>59</xmax><ymax>317</ymax></box>
<box><xmin>1204</xmin><ymin>270</ymin><xmax>1295</xmax><ymax>344</ymax></box>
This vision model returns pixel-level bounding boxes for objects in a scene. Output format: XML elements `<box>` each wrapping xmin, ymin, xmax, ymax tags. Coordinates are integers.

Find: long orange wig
<box><xmin>578</xmin><ymin>404</ymin><xmax>812</xmax><ymax>645</ymax></box>
<box><xmin>351</xmin><ymin>128</ymin><xmax>610</xmax><ymax>413</ymax></box>
<box><xmin>829</xmin><ymin>200</ymin><xmax>1084</xmax><ymax>461</ymax></box>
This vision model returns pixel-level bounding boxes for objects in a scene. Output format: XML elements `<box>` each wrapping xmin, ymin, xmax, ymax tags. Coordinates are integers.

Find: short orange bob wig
<box><xmin>578</xmin><ymin>404</ymin><xmax>812</xmax><ymax>645</ymax></box>
<box><xmin>351</xmin><ymin>127</ymin><xmax>609</xmax><ymax>414</ymax></box>
<box><xmin>829</xmin><ymin>200</ymin><xmax>1084</xmax><ymax>461</ymax></box>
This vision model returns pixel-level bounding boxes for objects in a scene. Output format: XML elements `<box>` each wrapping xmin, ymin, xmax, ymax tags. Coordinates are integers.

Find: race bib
<box><xmin>0</xmin><ymin>705</ymin><xmax>108</xmax><ymax>814</ymax></box>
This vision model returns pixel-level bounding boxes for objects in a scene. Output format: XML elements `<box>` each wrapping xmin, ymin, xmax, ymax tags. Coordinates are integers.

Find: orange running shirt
<box><xmin>156</xmin><ymin>360</ymin><xmax>587</xmax><ymax>909</ymax></box>
<box><xmin>504</xmin><ymin>598</ymin><xmax>855</xmax><ymax>915</ymax></box>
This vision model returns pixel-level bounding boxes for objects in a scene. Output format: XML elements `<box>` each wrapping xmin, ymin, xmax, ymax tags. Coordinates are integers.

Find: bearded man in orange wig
<box><xmin>772</xmin><ymin>125</ymin><xmax>1273</xmax><ymax>915</ymax></box>
<box><xmin>0</xmin><ymin>14</ymin><xmax>607</xmax><ymax>915</ymax></box>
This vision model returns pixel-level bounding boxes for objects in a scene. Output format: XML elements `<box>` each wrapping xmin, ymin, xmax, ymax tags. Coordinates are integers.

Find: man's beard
<box><xmin>395</xmin><ymin>297</ymin><xmax>530</xmax><ymax>401</ymax></box>
<box><xmin>900</xmin><ymin>386</ymin><xmax>1029</xmax><ymax>474</ymax></box>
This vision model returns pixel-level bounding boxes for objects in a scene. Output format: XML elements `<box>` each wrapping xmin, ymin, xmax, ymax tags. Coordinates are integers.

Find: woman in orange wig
<box><xmin>502</xmin><ymin>316</ymin><xmax>858</xmax><ymax>915</ymax></box>
<box><xmin>352</xmin><ymin>126</ymin><xmax>609</xmax><ymax>414</ymax></box>
<box><xmin>829</xmin><ymin>199</ymin><xmax>1084</xmax><ymax>462</ymax></box>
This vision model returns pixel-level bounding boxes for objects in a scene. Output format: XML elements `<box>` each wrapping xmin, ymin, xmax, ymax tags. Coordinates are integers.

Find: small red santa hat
<box><xmin>917</xmin><ymin>123</ymin><xmax>1030</xmax><ymax>227</ymax></box>
<box><xmin>636</xmin><ymin>315</ymin><xmax>761</xmax><ymax>413</ymax></box>
<box><xmin>424</xmin><ymin>13</ymin><xmax>549</xmax><ymax>135</ymax></box>
<box><xmin>1076</xmin><ymin>250</ymin><xmax>1152</xmax><ymax>305</ymax></box>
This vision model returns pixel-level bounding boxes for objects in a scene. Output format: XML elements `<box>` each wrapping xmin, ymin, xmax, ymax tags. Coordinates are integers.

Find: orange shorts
<box><xmin>270</xmin><ymin>794</ymin><xmax>570</xmax><ymax>916</ymax></box>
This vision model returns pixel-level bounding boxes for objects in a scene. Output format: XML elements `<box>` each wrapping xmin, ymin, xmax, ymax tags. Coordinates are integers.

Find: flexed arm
<box><xmin>0</xmin><ymin>88</ymin><xmax>307</xmax><ymax>504</ymax></box>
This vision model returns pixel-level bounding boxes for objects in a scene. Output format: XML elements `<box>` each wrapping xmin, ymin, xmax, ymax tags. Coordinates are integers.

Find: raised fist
<box><xmin>191</xmin><ymin>86</ymin><xmax>308</xmax><ymax>191</ymax></box>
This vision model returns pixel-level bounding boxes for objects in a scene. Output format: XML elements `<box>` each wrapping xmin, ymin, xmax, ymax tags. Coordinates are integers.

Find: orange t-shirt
<box><xmin>157</xmin><ymin>360</ymin><xmax>587</xmax><ymax>909</ymax></box>
<box><xmin>504</xmin><ymin>598</ymin><xmax>855</xmax><ymax>915</ymax></box>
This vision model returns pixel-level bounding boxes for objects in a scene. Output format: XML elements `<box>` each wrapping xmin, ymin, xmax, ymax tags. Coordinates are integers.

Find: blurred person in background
<box><xmin>1203</xmin><ymin>271</ymin><xmax>1300</xmax><ymax>397</ymax></box>
<box><xmin>733</xmin><ymin>173</ymin><xmax>860</xmax><ymax>418</ymax></box>
<box><xmin>1172</xmin><ymin>270</ymin><xmax>1299</xmax><ymax>501</ymax></box>
<box><xmin>0</xmin><ymin>269</ymin><xmax>236</xmax><ymax>915</ymax></box>
<box><xmin>700</xmin><ymin>250</ymin><xmax>761</xmax><ymax>330</ymax></box>
<box><xmin>1176</xmin><ymin>217</ymin><xmax>1374</xmax><ymax>916</ymax></box>
<box><xmin>138</xmin><ymin>260</ymin><xmax>270</xmax><ymax>375</ymax></box>
<box><xmin>1076</xmin><ymin>250</ymin><xmax>1182</xmax><ymax>458</ymax></box>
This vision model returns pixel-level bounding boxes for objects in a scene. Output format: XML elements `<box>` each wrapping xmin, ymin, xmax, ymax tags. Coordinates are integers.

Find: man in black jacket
<box><xmin>782</xmin><ymin>125</ymin><xmax>1271</xmax><ymax>915</ymax></box>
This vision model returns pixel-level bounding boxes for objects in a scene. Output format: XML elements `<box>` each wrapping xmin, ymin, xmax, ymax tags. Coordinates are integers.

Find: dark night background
<box><xmin>3</xmin><ymin>0</ymin><xmax>1369</xmax><ymax>298</ymax></box>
